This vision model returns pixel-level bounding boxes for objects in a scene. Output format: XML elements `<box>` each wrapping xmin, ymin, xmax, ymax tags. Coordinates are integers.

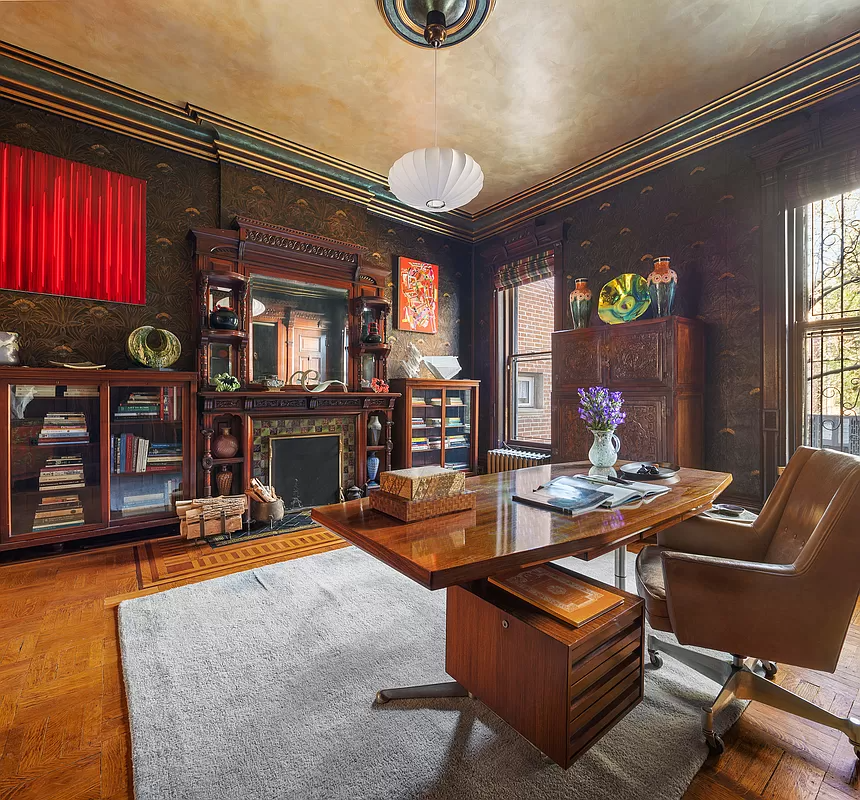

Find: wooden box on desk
<box><xmin>446</xmin><ymin>567</ymin><xmax>644</xmax><ymax>768</ymax></box>
<box><xmin>369</xmin><ymin>489</ymin><xmax>476</xmax><ymax>522</ymax></box>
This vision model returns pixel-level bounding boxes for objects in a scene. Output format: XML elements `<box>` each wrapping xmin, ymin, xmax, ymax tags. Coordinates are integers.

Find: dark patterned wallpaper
<box><xmin>219</xmin><ymin>164</ymin><xmax>471</xmax><ymax>375</ymax></box>
<box><xmin>0</xmin><ymin>101</ymin><xmax>471</xmax><ymax>377</ymax></box>
<box><xmin>0</xmin><ymin>98</ymin><xmax>219</xmax><ymax>370</ymax></box>
<box><xmin>559</xmin><ymin>144</ymin><xmax>763</xmax><ymax>501</ymax></box>
<box><xmin>474</xmin><ymin>124</ymin><xmax>795</xmax><ymax>502</ymax></box>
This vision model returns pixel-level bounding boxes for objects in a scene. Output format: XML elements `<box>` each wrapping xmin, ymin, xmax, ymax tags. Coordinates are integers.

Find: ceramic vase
<box><xmin>363</xmin><ymin>321</ymin><xmax>383</xmax><ymax>344</ymax></box>
<box><xmin>568</xmin><ymin>278</ymin><xmax>593</xmax><ymax>329</ymax></box>
<box><xmin>216</xmin><ymin>467</ymin><xmax>233</xmax><ymax>496</ymax></box>
<box><xmin>367</xmin><ymin>415</ymin><xmax>383</xmax><ymax>446</ymax></box>
<box><xmin>588</xmin><ymin>429</ymin><xmax>621</xmax><ymax>468</ymax></box>
<box><xmin>647</xmin><ymin>257</ymin><xmax>677</xmax><ymax>317</ymax></box>
<box><xmin>209</xmin><ymin>308</ymin><xmax>239</xmax><ymax>330</ymax></box>
<box><xmin>212</xmin><ymin>423</ymin><xmax>239</xmax><ymax>458</ymax></box>
<box><xmin>367</xmin><ymin>453</ymin><xmax>380</xmax><ymax>484</ymax></box>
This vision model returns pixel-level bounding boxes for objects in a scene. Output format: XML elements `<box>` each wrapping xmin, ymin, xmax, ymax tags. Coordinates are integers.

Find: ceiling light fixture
<box><xmin>387</xmin><ymin>9</ymin><xmax>484</xmax><ymax>213</ymax></box>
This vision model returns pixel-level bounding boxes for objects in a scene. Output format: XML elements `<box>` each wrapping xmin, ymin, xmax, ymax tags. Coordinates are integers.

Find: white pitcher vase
<box><xmin>588</xmin><ymin>429</ymin><xmax>620</xmax><ymax>468</ymax></box>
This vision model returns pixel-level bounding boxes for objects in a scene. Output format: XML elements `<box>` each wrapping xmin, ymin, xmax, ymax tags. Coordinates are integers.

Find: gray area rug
<box><xmin>119</xmin><ymin>547</ymin><xmax>744</xmax><ymax>800</ymax></box>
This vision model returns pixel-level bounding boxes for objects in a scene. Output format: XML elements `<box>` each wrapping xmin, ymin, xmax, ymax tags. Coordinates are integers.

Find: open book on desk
<box><xmin>513</xmin><ymin>474</ymin><xmax>670</xmax><ymax>515</ymax></box>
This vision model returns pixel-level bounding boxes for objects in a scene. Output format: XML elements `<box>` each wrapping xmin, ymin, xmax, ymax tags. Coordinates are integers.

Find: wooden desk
<box><xmin>311</xmin><ymin>462</ymin><xmax>732</xmax><ymax>767</ymax></box>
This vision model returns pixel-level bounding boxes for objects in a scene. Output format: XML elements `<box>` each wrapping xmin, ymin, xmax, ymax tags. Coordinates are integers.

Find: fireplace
<box><xmin>252</xmin><ymin>416</ymin><xmax>356</xmax><ymax>504</ymax></box>
<box><xmin>269</xmin><ymin>433</ymin><xmax>343</xmax><ymax>509</ymax></box>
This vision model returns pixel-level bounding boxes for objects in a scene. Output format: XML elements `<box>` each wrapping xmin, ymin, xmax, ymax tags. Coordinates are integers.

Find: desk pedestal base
<box><xmin>375</xmin><ymin>681</ymin><xmax>471</xmax><ymax>705</ymax></box>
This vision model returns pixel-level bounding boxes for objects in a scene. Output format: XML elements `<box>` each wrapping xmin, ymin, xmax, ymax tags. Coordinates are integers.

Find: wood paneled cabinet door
<box><xmin>551</xmin><ymin>317</ymin><xmax>703</xmax><ymax>467</ymax></box>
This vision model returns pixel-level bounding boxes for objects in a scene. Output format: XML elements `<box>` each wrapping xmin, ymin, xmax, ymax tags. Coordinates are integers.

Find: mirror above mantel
<box><xmin>249</xmin><ymin>274</ymin><xmax>349</xmax><ymax>386</ymax></box>
<box><xmin>191</xmin><ymin>217</ymin><xmax>391</xmax><ymax>392</ymax></box>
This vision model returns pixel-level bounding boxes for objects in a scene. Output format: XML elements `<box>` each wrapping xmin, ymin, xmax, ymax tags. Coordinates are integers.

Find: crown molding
<box><xmin>2</xmin><ymin>34</ymin><xmax>860</xmax><ymax>245</ymax></box>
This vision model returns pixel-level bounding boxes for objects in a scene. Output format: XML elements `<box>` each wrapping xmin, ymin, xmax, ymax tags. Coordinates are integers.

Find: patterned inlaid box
<box><xmin>370</xmin><ymin>489</ymin><xmax>476</xmax><ymax>522</ymax></box>
<box><xmin>379</xmin><ymin>466</ymin><xmax>466</xmax><ymax>501</ymax></box>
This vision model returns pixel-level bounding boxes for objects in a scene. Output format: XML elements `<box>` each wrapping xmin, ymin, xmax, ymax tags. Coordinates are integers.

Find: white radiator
<box><xmin>487</xmin><ymin>448</ymin><xmax>551</xmax><ymax>473</ymax></box>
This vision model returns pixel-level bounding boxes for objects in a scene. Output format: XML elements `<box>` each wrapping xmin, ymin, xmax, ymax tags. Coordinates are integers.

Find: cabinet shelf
<box><xmin>391</xmin><ymin>379</ymin><xmax>479</xmax><ymax>473</ymax></box>
<box><xmin>1</xmin><ymin>368</ymin><xmax>197</xmax><ymax>549</ymax></box>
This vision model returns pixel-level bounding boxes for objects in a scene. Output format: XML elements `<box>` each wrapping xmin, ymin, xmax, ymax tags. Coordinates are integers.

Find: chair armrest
<box><xmin>660</xmin><ymin>550</ymin><xmax>803</xmax><ymax>659</ymax></box>
<box><xmin>656</xmin><ymin>514</ymin><xmax>771</xmax><ymax>561</ymax></box>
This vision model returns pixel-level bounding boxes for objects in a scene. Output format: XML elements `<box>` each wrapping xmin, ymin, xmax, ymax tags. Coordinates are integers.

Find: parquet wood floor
<box><xmin>0</xmin><ymin>538</ymin><xmax>856</xmax><ymax>799</ymax></box>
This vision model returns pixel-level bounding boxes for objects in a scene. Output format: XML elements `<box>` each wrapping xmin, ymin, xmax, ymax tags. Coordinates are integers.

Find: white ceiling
<box><xmin>1</xmin><ymin>0</ymin><xmax>859</xmax><ymax>211</ymax></box>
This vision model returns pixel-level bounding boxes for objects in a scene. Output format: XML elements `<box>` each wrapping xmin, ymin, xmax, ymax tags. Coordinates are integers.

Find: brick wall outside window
<box><xmin>512</xmin><ymin>277</ymin><xmax>554</xmax><ymax>444</ymax></box>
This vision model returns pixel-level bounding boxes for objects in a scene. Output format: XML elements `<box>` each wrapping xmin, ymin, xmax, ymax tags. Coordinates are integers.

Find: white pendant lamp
<box><xmin>387</xmin><ymin>11</ymin><xmax>484</xmax><ymax>213</ymax></box>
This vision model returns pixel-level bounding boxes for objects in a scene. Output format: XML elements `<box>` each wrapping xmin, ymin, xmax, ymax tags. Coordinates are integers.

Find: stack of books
<box><xmin>445</xmin><ymin>434</ymin><xmax>469</xmax><ymax>449</ymax></box>
<box><xmin>38</xmin><ymin>413</ymin><xmax>89</xmax><ymax>445</ymax></box>
<box><xmin>114</xmin><ymin>388</ymin><xmax>181</xmax><ymax>421</ymax></box>
<box><xmin>446</xmin><ymin>397</ymin><xmax>465</xmax><ymax>407</ymax></box>
<box><xmin>412</xmin><ymin>397</ymin><xmax>427</xmax><ymax>407</ymax></box>
<box><xmin>429</xmin><ymin>397</ymin><xmax>443</xmax><ymax>407</ymax></box>
<box><xmin>411</xmin><ymin>435</ymin><xmax>430</xmax><ymax>452</ymax></box>
<box><xmin>146</xmin><ymin>442</ymin><xmax>183</xmax><ymax>471</ymax></box>
<box><xmin>15</xmin><ymin>385</ymin><xmax>57</xmax><ymax>399</ymax></box>
<box><xmin>428</xmin><ymin>435</ymin><xmax>442</xmax><ymax>449</ymax></box>
<box><xmin>32</xmin><ymin>494</ymin><xmax>85</xmax><ymax>532</ymax></box>
<box><xmin>39</xmin><ymin>455</ymin><xmax>85</xmax><ymax>491</ymax></box>
<box><xmin>119</xmin><ymin>479</ymin><xmax>181</xmax><ymax>515</ymax></box>
<box><xmin>411</xmin><ymin>417</ymin><xmax>426</xmax><ymax>429</ymax></box>
<box><xmin>64</xmin><ymin>386</ymin><xmax>99</xmax><ymax>398</ymax></box>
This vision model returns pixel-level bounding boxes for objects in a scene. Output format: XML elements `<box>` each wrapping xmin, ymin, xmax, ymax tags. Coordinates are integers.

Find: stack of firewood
<box><xmin>176</xmin><ymin>495</ymin><xmax>247</xmax><ymax>540</ymax></box>
<box><xmin>245</xmin><ymin>478</ymin><xmax>280</xmax><ymax>504</ymax></box>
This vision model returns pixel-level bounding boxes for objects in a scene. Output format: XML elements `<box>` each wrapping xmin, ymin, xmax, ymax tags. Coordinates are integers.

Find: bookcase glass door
<box><xmin>110</xmin><ymin>385</ymin><xmax>184</xmax><ymax>520</ymax></box>
<box><xmin>410</xmin><ymin>387</ymin><xmax>443</xmax><ymax>467</ymax></box>
<box><xmin>442</xmin><ymin>387</ymin><xmax>472</xmax><ymax>472</ymax></box>
<box><xmin>9</xmin><ymin>383</ymin><xmax>102</xmax><ymax>537</ymax></box>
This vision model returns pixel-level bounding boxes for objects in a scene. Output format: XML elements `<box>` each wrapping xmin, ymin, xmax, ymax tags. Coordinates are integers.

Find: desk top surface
<box><xmin>311</xmin><ymin>462</ymin><xmax>732</xmax><ymax>590</ymax></box>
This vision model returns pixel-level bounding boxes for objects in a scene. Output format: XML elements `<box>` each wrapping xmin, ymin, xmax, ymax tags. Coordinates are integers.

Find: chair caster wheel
<box><xmin>705</xmin><ymin>733</ymin><xmax>725</xmax><ymax>755</ymax></box>
<box><xmin>374</xmin><ymin>691</ymin><xmax>388</xmax><ymax>705</ymax></box>
<box><xmin>762</xmin><ymin>660</ymin><xmax>778</xmax><ymax>679</ymax></box>
<box><xmin>648</xmin><ymin>650</ymin><xmax>663</xmax><ymax>669</ymax></box>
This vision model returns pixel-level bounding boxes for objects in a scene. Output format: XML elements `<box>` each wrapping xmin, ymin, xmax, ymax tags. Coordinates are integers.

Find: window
<box><xmin>500</xmin><ymin>275</ymin><xmax>554</xmax><ymax>447</ymax></box>
<box><xmin>794</xmin><ymin>188</ymin><xmax>860</xmax><ymax>455</ymax></box>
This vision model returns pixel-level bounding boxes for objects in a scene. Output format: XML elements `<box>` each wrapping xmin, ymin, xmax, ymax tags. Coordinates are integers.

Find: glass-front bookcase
<box><xmin>0</xmin><ymin>369</ymin><xmax>196</xmax><ymax>549</ymax></box>
<box><xmin>389</xmin><ymin>379</ymin><xmax>479</xmax><ymax>474</ymax></box>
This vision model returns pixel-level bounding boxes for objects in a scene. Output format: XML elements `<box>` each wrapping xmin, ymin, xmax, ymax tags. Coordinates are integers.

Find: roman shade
<box><xmin>784</xmin><ymin>147</ymin><xmax>860</xmax><ymax>207</ymax></box>
<box><xmin>493</xmin><ymin>249</ymin><xmax>555</xmax><ymax>291</ymax></box>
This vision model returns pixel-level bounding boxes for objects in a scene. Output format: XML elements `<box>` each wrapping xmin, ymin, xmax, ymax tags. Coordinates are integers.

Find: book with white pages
<box><xmin>547</xmin><ymin>474</ymin><xmax>671</xmax><ymax>508</ymax></box>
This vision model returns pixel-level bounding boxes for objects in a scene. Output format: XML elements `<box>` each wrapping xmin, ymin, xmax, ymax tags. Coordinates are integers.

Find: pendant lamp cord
<box><xmin>433</xmin><ymin>44</ymin><xmax>438</xmax><ymax>148</ymax></box>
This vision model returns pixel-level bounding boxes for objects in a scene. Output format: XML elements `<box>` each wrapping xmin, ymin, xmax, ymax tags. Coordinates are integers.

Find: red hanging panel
<box><xmin>0</xmin><ymin>142</ymin><xmax>146</xmax><ymax>304</ymax></box>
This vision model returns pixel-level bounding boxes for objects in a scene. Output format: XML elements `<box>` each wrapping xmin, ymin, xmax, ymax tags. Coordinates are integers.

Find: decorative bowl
<box><xmin>598</xmin><ymin>274</ymin><xmax>651</xmax><ymax>324</ymax></box>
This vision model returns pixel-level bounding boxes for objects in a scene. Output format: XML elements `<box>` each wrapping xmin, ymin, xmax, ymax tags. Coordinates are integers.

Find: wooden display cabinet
<box><xmin>389</xmin><ymin>379</ymin><xmax>479</xmax><ymax>474</ymax></box>
<box><xmin>551</xmin><ymin>316</ymin><xmax>704</xmax><ymax>467</ymax></box>
<box><xmin>0</xmin><ymin>368</ymin><xmax>196</xmax><ymax>550</ymax></box>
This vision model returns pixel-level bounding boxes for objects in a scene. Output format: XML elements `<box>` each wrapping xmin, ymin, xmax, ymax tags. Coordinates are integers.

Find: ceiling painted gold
<box><xmin>1</xmin><ymin>0</ymin><xmax>859</xmax><ymax>213</ymax></box>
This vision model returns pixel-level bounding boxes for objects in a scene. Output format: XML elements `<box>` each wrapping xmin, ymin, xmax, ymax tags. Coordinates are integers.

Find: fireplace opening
<box><xmin>269</xmin><ymin>433</ymin><xmax>343</xmax><ymax>510</ymax></box>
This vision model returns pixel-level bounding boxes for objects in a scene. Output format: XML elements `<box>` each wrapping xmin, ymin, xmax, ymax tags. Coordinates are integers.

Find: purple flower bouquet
<box><xmin>578</xmin><ymin>386</ymin><xmax>626</xmax><ymax>432</ymax></box>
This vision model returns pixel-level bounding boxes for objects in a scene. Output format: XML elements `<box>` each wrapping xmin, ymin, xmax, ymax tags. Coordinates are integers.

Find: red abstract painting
<box><xmin>0</xmin><ymin>142</ymin><xmax>147</xmax><ymax>304</ymax></box>
<box><xmin>396</xmin><ymin>256</ymin><xmax>438</xmax><ymax>334</ymax></box>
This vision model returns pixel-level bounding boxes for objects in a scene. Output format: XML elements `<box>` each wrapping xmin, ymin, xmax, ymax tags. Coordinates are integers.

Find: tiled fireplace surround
<box><xmin>251</xmin><ymin>417</ymin><xmax>357</xmax><ymax>493</ymax></box>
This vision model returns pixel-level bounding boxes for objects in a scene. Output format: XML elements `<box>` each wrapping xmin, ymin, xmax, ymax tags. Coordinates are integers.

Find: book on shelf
<box><xmin>114</xmin><ymin>387</ymin><xmax>181</xmax><ymax>422</ymax></box>
<box><xmin>39</xmin><ymin>459</ymin><xmax>86</xmax><ymax>491</ymax></box>
<box><xmin>111</xmin><ymin>434</ymin><xmax>183</xmax><ymax>474</ymax></box>
<box><xmin>38</xmin><ymin>413</ymin><xmax>89</xmax><ymax>446</ymax></box>
<box><xmin>14</xmin><ymin>385</ymin><xmax>57</xmax><ymax>398</ymax></box>
<box><xmin>446</xmin><ymin>398</ymin><xmax>465</xmax><ymax>406</ymax></box>
<box><xmin>489</xmin><ymin>564</ymin><xmax>624</xmax><ymax>628</ymax></box>
<box><xmin>64</xmin><ymin>386</ymin><xmax>99</xmax><ymax>398</ymax></box>
<box><xmin>429</xmin><ymin>397</ymin><xmax>443</xmax><ymax>406</ymax></box>
<box><xmin>32</xmin><ymin>493</ymin><xmax>85</xmax><ymax>532</ymax></box>
<box><xmin>116</xmin><ymin>477</ymin><xmax>181</xmax><ymax>514</ymax></box>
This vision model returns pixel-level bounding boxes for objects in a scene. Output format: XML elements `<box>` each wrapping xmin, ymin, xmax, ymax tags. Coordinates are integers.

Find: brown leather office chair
<box><xmin>635</xmin><ymin>446</ymin><xmax>860</xmax><ymax>758</ymax></box>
